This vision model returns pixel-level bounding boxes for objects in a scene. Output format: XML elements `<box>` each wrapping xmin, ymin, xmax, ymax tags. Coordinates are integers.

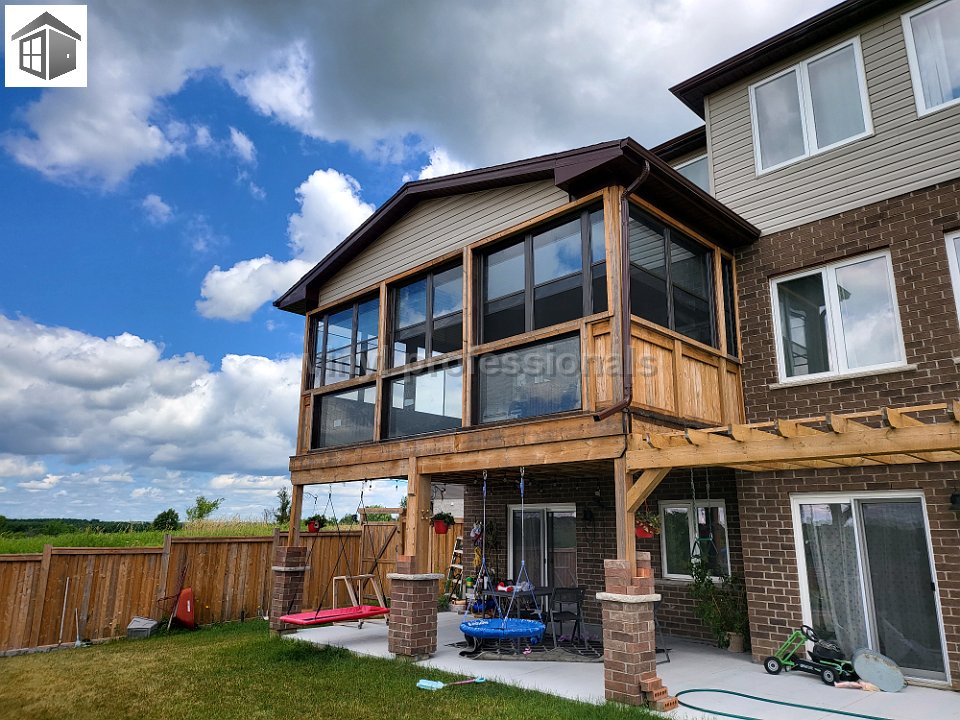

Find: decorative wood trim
<box><xmin>380</xmin><ymin>351</ymin><xmax>464</xmax><ymax>380</ymax></box>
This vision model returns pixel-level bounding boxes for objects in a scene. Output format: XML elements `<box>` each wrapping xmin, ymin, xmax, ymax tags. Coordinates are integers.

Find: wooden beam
<box><xmin>626</xmin><ymin>421</ymin><xmax>960</xmax><ymax>470</ymax></box>
<box><xmin>287</xmin><ymin>484</ymin><xmax>304</xmax><ymax>547</ymax></box>
<box><xmin>881</xmin><ymin>407</ymin><xmax>960</xmax><ymax>462</ymax></box>
<box><xmin>404</xmin><ymin>457</ymin><xmax>432</xmax><ymax>573</ymax></box>
<box><xmin>613</xmin><ymin>457</ymin><xmax>634</xmax><ymax>568</ymax></box>
<box><xmin>626</xmin><ymin>468</ymin><xmax>671</xmax><ymax>514</ymax></box>
<box><xmin>292</xmin><ymin>459</ymin><xmax>410</xmax><ymax>485</ymax></box>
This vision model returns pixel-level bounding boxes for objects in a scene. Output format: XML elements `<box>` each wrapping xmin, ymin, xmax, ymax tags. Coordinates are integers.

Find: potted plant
<box><xmin>432</xmin><ymin>512</ymin><xmax>455</xmax><ymax>534</ymax></box>
<box><xmin>305</xmin><ymin>514</ymin><xmax>326</xmax><ymax>533</ymax></box>
<box><xmin>688</xmin><ymin>556</ymin><xmax>750</xmax><ymax>652</ymax></box>
<box><xmin>634</xmin><ymin>509</ymin><xmax>661</xmax><ymax>539</ymax></box>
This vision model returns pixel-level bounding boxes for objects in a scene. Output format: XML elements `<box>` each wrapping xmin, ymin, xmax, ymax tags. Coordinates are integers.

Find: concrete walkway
<box><xmin>288</xmin><ymin>611</ymin><xmax>960</xmax><ymax>719</ymax></box>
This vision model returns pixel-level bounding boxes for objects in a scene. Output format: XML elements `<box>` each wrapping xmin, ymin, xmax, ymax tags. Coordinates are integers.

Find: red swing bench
<box><xmin>279</xmin><ymin>573</ymin><xmax>389</xmax><ymax>627</ymax></box>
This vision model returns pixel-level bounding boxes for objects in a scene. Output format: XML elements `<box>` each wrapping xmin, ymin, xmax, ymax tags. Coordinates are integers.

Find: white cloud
<box><xmin>228</xmin><ymin>127</ymin><xmax>257</xmax><ymax>164</ymax></box>
<box><xmin>0</xmin><ymin>455</ymin><xmax>46</xmax><ymax>478</ymax></box>
<box><xmin>0</xmin><ymin>314</ymin><xmax>300</xmax><ymax>474</ymax></box>
<box><xmin>210</xmin><ymin>473</ymin><xmax>288</xmax><ymax>494</ymax></box>
<box><xmin>1</xmin><ymin>1</ymin><xmax>833</xmax><ymax>187</ymax></box>
<box><xmin>411</xmin><ymin>148</ymin><xmax>472</xmax><ymax>181</ymax></box>
<box><xmin>18</xmin><ymin>474</ymin><xmax>62</xmax><ymax>492</ymax></box>
<box><xmin>194</xmin><ymin>125</ymin><xmax>214</xmax><ymax>148</ymax></box>
<box><xmin>0</xmin><ymin>486</ymin><xmax>6</xmax><ymax>494</ymax></box>
<box><xmin>196</xmin><ymin>168</ymin><xmax>373</xmax><ymax>321</ymax></box>
<box><xmin>142</xmin><ymin>193</ymin><xmax>174</xmax><ymax>225</ymax></box>
<box><xmin>131</xmin><ymin>486</ymin><xmax>164</xmax><ymax>500</ymax></box>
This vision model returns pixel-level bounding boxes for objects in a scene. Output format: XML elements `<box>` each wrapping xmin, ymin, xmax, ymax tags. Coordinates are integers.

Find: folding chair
<box><xmin>548</xmin><ymin>587</ymin><xmax>586</xmax><ymax>648</ymax></box>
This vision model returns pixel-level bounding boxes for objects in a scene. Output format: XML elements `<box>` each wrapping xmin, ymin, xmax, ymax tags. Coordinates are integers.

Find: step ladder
<box><xmin>443</xmin><ymin>536</ymin><xmax>464</xmax><ymax>600</ymax></box>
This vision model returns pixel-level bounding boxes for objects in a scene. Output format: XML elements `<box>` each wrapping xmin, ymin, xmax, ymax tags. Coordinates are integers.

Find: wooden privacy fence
<box><xmin>0</xmin><ymin>524</ymin><xmax>463</xmax><ymax>654</ymax></box>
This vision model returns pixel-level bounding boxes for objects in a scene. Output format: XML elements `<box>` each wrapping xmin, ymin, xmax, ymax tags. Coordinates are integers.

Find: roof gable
<box><xmin>11</xmin><ymin>11</ymin><xmax>82</xmax><ymax>41</ymax></box>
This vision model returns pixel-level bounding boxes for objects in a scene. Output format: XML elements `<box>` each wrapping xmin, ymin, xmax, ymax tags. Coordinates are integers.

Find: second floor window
<box><xmin>309</xmin><ymin>296</ymin><xmax>379</xmax><ymax>387</ymax></box>
<box><xmin>480</xmin><ymin>208</ymin><xmax>606</xmax><ymax>344</ymax></box>
<box><xmin>772</xmin><ymin>252</ymin><xmax>905</xmax><ymax>382</ymax></box>
<box><xmin>392</xmin><ymin>264</ymin><xmax>463</xmax><ymax>367</ymax></box>
<box><xmin>903</xmin><ymin>0</ymin><xmax>960</xmax><ymax>115</ymax></box>
<box><xmin>675</xmin><ymin>154</ymin><xmax>710</xmax><ymax>193</ymax></box>
<box><xmin>749</xmin><ymin>38</ymin><xmax>871</xmax><ymax>172</ymax></box>
<box><xmin>629</xmin><ymin>206</ymin><xmax>715</xmax><ymax>347</ymax></box>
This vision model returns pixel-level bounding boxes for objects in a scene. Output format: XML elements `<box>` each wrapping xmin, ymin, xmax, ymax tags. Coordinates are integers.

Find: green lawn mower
<box><xmin>764</xmin><ymin>625</ymin><xmax>857</xmax><ymax>685</ymax></box>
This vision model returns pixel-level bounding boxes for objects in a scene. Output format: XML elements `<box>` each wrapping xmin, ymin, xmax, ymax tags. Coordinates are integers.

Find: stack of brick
<box><xmin>269</xmin><ymin>545</ymin><xmax>307</xmax><ymax>635</ymax></box>
<box><xmin>386</xmin><ymin>555</ymin><xmax>443</xmax><ymax>660</ymax></box>
<box><xmin>597</xmin><ymin>554</ymin><xmax>678</xmax><ymax>712</ymax></box>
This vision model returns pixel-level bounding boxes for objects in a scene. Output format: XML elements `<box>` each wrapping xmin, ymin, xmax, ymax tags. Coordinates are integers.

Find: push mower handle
<box><xmin>800</xmin><ymin>624</ymin><xmax>820</xmax><ymax>642</ymax></box>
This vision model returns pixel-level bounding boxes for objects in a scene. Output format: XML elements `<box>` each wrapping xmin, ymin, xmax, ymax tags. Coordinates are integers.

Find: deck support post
<box><xmin>598</xmin><ymin>555</ymin><xmax>677</xmax><ymax>712</ymax></box>
<box><xmin>404</xmin><ymin>456</ymin><xmax>432</xmax><ymax>573</ymax></box>
<box><xmin>287</xmin><ymin>483</ymin><xmax>304</xmax><ymax>547</ymax></box>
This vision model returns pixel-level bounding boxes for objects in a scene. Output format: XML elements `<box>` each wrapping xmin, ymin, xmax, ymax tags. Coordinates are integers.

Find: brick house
<box><xmin>272</xmin><ymin>0</ymin><xmax>960</xmax><ymax>701</ymax></box>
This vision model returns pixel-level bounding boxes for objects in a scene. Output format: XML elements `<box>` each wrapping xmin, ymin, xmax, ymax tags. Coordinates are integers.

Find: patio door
<box><xmin>508</xmin><ymin>504</ymin><xmax>576</xmax><ymax>587</ymax></box>
<box><xmin>793</xmin><ymin>494</ymin><xmax>947</xmax><ymax>682</ymax></box>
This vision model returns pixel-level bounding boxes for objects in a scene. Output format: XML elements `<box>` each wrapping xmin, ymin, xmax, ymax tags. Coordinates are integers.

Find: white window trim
<box><xmin>770</xmin><ymin>250</ymin><xmax>907</xmax><ymax>385</ymax></box>
<box><xmin>902</xmin><ymin>0</ymin><xmax>960</xmax><ymax>117</ymax></box>
<box><xmin>505</xmin><ymin>503</ymin><xmax>576</xmax><ymax>582</ymax></box>
<box><xmin>749</xmin><ymin>37</ymin><xmax>874</xmax><ymax>175</ymax></box>
<box><xmin>946</xmin><ymin>231</ymin><xmax>960</xmax><ymax>321</ymax></box>
<box><xmin>658</xmin><ymin>499</ymin><xmax>730</xmax><ymax>581</ymax></box>
<box><xmin>790</xmin><ymin>491</ymin><xmax>951</xmax><ymax>686</ymax></box>
<box><xmin>674</xmin><ymin>153</ymin><xmax>711</xmax><ymax>194</ymax></box>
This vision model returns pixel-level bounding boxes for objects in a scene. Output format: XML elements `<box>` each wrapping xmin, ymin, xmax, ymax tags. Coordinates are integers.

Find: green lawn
<box><xmin>0</xmin><ymin>621</ymin><xmax>655</xmax><ymax>720</ymax></box>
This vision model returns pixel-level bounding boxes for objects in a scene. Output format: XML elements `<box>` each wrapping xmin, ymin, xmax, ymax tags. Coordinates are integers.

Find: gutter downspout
<box><xmin>594</xmin><ymin>162</ymin><xmax>650</xmax><ymax>422</ymax></box>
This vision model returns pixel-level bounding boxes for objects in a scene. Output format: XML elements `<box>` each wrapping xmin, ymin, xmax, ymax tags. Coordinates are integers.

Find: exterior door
<box><xmin>793</xmin><ymin>494</ymin><xmax>947</xmax><ymax>682</ymax></box>
<box><xmin>508</xmin><ymin>503</ymin><xmax>576</xmax><ymax>587</ymax></box>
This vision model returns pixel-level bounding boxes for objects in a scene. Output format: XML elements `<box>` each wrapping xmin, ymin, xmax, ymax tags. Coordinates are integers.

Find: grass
<box><xmin>0</xmin><ymin>520</ymin><xmax>282</xmax><ymax>554</ymax></box>
<box><xmin>0</xmin><ymin>621</ymin><xmax>655</xmax><ymax>720</ymax></box>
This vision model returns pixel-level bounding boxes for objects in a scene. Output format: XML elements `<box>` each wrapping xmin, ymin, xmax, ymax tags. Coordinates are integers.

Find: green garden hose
<box><xmin>675</xmin><ymin>688</ymin><xmax>893</xmax><ymax>720</ymax></box>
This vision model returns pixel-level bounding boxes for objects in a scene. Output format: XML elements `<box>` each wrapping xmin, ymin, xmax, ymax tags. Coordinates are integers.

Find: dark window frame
<box><xmin>390</xmin><ymin>262</ymin><xmax>463</xmax><ymax>369</ymax></box>
<box><xmin>478</xmin><ymin>206</ymin><xmax>605</xmax><ymax>344</ymax></box>
<box><xmin>628</xmin><ymin>204</ymin><xmax>717</xmax><ymax>348</ymax></box>
<box><xmin>308</xmin><ymin>295</ymin><xmax>379</xmax><ymax>388</ymax></box>
<box><xmin>310</xmin><ymin>382</ymin><xmax>378</xmax><ymax>450</ymax></box>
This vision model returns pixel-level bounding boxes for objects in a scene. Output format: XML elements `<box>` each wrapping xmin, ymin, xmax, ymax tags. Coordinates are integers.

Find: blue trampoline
<box><xmin>461</xmin><ymin>617</ymin><xmax>545</xmax><ymax>642</ymax></box>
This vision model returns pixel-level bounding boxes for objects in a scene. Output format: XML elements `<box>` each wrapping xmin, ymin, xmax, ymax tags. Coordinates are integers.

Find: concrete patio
<box><xmin>288</xmin><ymin>611</ymin><xmax>960</xmax><ymax>719</ymax></box>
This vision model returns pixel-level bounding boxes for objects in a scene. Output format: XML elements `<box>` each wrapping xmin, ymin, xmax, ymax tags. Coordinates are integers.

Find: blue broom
<box><xmin>417</xmin><ymin>677</ymin><xmax>486</xmax><ymax>691</ymax></box>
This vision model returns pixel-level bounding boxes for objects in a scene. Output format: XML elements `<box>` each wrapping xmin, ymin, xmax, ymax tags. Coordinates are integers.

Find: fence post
<box><xmin>28</xmin><ymin>544</ymin><xmax>53</xmax><ymax>648</ymax></box>
<box><xmin>155</xmin><ymin>534</ymin><xmax>173</xmax><ymax>620</ymax></box>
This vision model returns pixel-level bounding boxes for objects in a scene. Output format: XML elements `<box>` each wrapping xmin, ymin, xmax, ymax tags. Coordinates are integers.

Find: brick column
<box><xmin>386</xmin><ymin>555</ymin><xmax>443</xmax><ymax>660</ymax></box>
<box><xmin>269</xmin><ymin>545</ymin><xmax>307</xmax><ymax>635</ymax></box>
<box><xmin>597</xmin><ymin>554</ymin><xmax>678</xmax><ymax>712</ymax></box>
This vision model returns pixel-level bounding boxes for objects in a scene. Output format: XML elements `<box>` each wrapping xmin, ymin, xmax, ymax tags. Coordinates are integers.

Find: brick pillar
<box><xmin>269</xmin><ymin>545</ymin><xmax>307</xmax><ymax>635</ymax></box>
<box><xmin>386</xmin><ymin>555</ymin><xmax>443</xmax><ymax>660</ymax></box>
<box><xmin>597</xmin><ymin>554</ymin><xmax>678</xmax><ymax>712</ymax></box>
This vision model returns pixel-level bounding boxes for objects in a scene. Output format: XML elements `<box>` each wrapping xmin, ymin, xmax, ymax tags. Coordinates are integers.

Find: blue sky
<box><xmin>0</xmin><ymin>0</ymin><xmax>831</xmax><ymax>521</ymax></box>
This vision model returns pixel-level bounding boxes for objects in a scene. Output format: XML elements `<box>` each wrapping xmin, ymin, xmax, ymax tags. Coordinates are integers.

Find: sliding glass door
<box><xmin>508</xmin><ymin>504</ymin><xmax>576</xmax><ymax>588</ymax></box>
<box><xmin>793</xmin><ymin>494</ymin><xmax>946</xmax><ymax>682</ymax></box>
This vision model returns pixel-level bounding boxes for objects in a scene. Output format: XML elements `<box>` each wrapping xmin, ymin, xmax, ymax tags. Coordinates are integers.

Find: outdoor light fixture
<box><xmin>951</xmin><ymin>492</ymin><xmax>960</xmax><ymax>513</ymax></box>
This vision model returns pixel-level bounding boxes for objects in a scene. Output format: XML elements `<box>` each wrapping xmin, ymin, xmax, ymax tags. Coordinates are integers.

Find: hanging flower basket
<box><xmin>635</xmin><ymin>524</ymin><xmax>656</xmax><ymax>539</ymax></box>
<box><xmin>634</xmin><ymin>508</ymin><xmax>661</xmax><ymax>539</ymax></box>
<box><xmin>432</xmin><ymin>512</ymin><xmax>455</xmax><ymax>534</ymax></box>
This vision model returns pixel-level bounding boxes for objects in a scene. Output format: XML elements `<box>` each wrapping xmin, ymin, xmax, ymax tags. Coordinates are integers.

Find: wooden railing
<box><xmin>0</xmin><ymin>525</ymin><xmax>463</xmax><ymax>654</ymax></box>
<box><xmin>589</xmin><ymin>317</ymin><xmax>744</xmax><ymax>426</ymax></box>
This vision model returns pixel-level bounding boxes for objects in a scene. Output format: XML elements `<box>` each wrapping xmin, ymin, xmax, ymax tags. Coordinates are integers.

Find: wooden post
<box><xmin>28</xmin><ymin>544</ymin><xmax>53</xmax><ymax>648</ymax></box>
<box><xmin>155</xmin><ymin>534</ymin><xmax>173</xmax><ymax>620</ymax></box>
<box><xmin>614</xmin><ymin>457</ymin><xmax>635</xmax><ymax>569</ymax></box>
<box><xmin>404</xmin><ymin>457</ymin><xmax>432</xmax><ymax>573</ymax></box>
<box><xmin>287</xmin><ymin>484</ymin><xmax>304</xmax><ymax>547</ymax></box>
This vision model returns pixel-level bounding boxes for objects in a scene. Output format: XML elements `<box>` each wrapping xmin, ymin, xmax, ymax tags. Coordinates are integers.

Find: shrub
<box><xmin>152</xmin><ymin>509</ymin><xmax>181</xmax><ymax>531</ymax></box>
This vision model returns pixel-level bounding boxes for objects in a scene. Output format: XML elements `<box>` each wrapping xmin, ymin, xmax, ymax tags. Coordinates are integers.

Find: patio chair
<box><xmin>548</xmin><ymin>587</ymin><xmax>586</xmax><ymax>648</ymax></box>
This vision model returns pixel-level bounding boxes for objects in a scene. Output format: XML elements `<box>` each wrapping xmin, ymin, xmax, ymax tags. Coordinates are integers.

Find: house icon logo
<box><xmin>4</xmin><ymin>5</ymin><xmax>87</xmax><ymax>88</ymax></box>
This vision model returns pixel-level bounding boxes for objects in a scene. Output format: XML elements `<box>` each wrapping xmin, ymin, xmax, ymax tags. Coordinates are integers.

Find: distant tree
<box><xmin>364</xmin><ymin>504</ymin><xmax>394</xmax><ymax>522</ymax></box>
<box><xmin>339</xmin><ymin>513</ymin><xmax>358</xmax><ymax>525</ymax></box>
<box><xmin>274</xmin><ymin>487</ymin><xmax>291</xmax><ymax>526</ymax></box>
<box><xmin>42</xmin><ymin>519</ymin><xmax>69</xmax><ymax>536</ymax></box>
<box><xmin>186</xmin><ymin>495</ymin><xmax>223</xmax><ymax>522</ymax></box>
<box><xmin>0</xmin><ymin>515</ymin><xmax>6</xmax><ymax>532</ymax></box>
<box><xmin>152</xmin><ymin>508</ymin><xmax>181</xmax><ymax>531</ymax></box>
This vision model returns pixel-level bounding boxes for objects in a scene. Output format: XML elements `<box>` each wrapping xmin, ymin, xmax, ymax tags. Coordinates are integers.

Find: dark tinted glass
<box><xmin>721</xmin><ymin>257</ymin><xmax>738</xmax><ymax>356</ymax></box>
<box><xmin>309</xmin><ymin>316</ymin><xmax>324</xmax><ymax>388</ymax></box>
<box><xmin>589</xmin><ymin>210</ymin><xmax>606</xmax><ymax>263</ymax></box>
<box><xmin>670</xmin><ymin>234</ymin><xmax>713</xmax><ymax>344</ymax></box>
<box><xmin>432</xmin><ymin>313</ymin><xmax>462</xmax><ymax>356</ymax></box>
<box><xmin>311</xmin><ymin>385</ymin><xmax>376</xmax><ymax>449</ymax></box>
<box><xmin>534</xmin><ymin>274</ymin><xmax>582</xmax><ymax>329</ymax></box>
<box><xmin>628</xmin><ymin>210</ymin><xmax>669</xmax><ymax>325</ymax></box>
<box><xmin>592</xmin><ymin>263</ymin><xmax>608</xmax><ymax>314</ymax></box>
<box><xmin>385</xmin><ymin>365</ymin><xmax>463</xmax><ymax>438</ymax></box>
<box><xmin>396</xmin><ymin>278</ymin><xmax>427</xmax><ymax>328</ymax></box>
<box><xmin>393</xmin><ymin>325</ymin><xmax>427</xmax><ymax>366</ymax></box>
<box><xmin>485</xmin><ymin>241</ymin><xmax>525</xmax><ymax>300</ymax></box>
<box><xmin>477</xmin><ymin>335</ymin><xmax>582</xmax><ymax>423</ymax></box>
<box><xmin>630</xmin><ymin>265</ymin><xmax>669</xmax><ymax>328</ymax></box>
<box><xmin>533</xmin><ymin>218</ymin><xmax>581</xmax><ymax>284</ymax></box>
<box><xmin>433</xmin><ymin>266</ymin><xmax>463</xmax><ymax>317</ymax></box>
<box><xmin>356</xmin><ymin>297</ymin><xmax>379</xmax><ymax>374</ymax></box>
<box><xmin>483</xmin><ymin>293</ymin><xmax>524</xmax><ymax>343</ymax></box>
<box><xmin>324</xmin><ymin>307</ymin><xmax>354</xmax><ymax>384</ymax></box>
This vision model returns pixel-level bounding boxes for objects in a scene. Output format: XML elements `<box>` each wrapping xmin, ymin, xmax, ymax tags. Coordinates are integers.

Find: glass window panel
<box><xmin>673</xmin><ymin>288</ymin><xmax>713</xmax><ymax>345</ymax></box>
<box><xmin>432</xmin><ymin>313</ymin><xmax>462</xmax><ymax>356</ymax></box>
<box><xmin>835</xmin><ymin>256</ymin><xmax>902</xmax><ymax>369</ymax></box>
<box><xmin>695</xmin><ymin>505</ymin><xmax>730</xmax><ymax>576</ymax></box>
<box><xmin>721</xmin><ymin>257</ymin><xmax>738</xmax><ymax>356</ymax></box>
<box><xmin>754</xmin><ymin>70</ymin><xmax>806</xmax><ymax>169</ymax></box>
<box><xmin>629</xmin><ymin>210</ymin><xmax>670</xmax><ymax>325</ymax></box>
<box><xmin>630</xmin><ymin>266</ymin><xmax>669</xmax><ymax>328</ymax></box>
<box><xmin>433</xmin><ymin>265</ymin><xmax>463</xmax><ymax>317</ymax></box>
<box><xmin>311</xmin><ymin>385</ymin><xmax>376</xmax><ymax>449</ymax></box>
<box><xmin>485</xmin><ymin>241</ymin><xmax>525</xmax><ymax>300</ymax></box>
<box><xmin>392</xmin><ymin>325</ymin><xmax>426</xmax><ymax>366</ymax></box>
<box><xmin>589</xmin><ymin>210</ymin><xmax>606</xmax><ymax>264</ymax></box>
<box><xmin>356</xmin><ymin>298</ymin><xmax>379</xmax><ymax>375</ymax></box>
<box><xmin>909</xmin><ymin>0</ymin><xmax>960</xmax><ymax>110</ymax></box>
<box><xmin>777</xmin><ymin>274</ymin><xmax>830</xmax><ymax>377</ymax></box>
<box><xmin>670</xmin><ymin>234</ymin><xmax>711</xmax><ymax>297</ymax></box>
<box><xmin>592</xmin><ymin>263</ymin><xmax>608</xmax><ymax>314</ymax></box>
<box><xmin>477</xmin><ymin>335</ymin><xmax>581</xmax><ymax>423</ymax></box>
<box><xmin>385</xmin><ymin>365</ymin><xmax>463</xmax><ymax>438</ymax></box>
<box><xmin>310</xmin><ymin>316</ymin><xmax>324</xmax><ymax>388</ymax></box>
<box><xmin>808</xmin><ymin>44</ymin><xmax>866</xmax><ymax>148</ymax></box>
<box><xmin>533</xmin><ymin>218</ymin><xmax>582</xmax><ymax>285</ymax></box>
<box><xmin>325</xmin><ymin>308</ymin><xmax>353</xmax><ymax>354</ymax></box>
<box><xmin>32</xmin><ymin>37</ymin><xmax>41</xmax><ymax>54</ymax></box>
<box><xmin>534</xmin><ymin>275</ymin><xmax>583</xmax><ymax>329</ymax></box>
<box><xmin>483</xmin><ymin>293</ymin><xmax>525</xmax><ymax>343</ymax></box>
<box><xmin>663</xmin><ymin>506</ymin><xmax>692</xmax><ymax>577</ymax></box>
<box><xmin>396</xmin><ymin>278</ymin><xmax>427</xmax><ymax>329</ymax></box>
<box><xmin>677</xmin><ymin>156</ymin><xmax>710</xmax><ymax>191</ymax></box>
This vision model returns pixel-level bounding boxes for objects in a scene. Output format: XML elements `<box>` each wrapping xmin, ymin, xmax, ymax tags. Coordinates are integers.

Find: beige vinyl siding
<box><xmin>317</xmin><ymin>181</ymin><xmax>570</xmax><ymax>306</ymax></box>
<box><xmin>707</xmin><ymin>1</ymin><xmax>960</xmax><ymax>234</ymax></box>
